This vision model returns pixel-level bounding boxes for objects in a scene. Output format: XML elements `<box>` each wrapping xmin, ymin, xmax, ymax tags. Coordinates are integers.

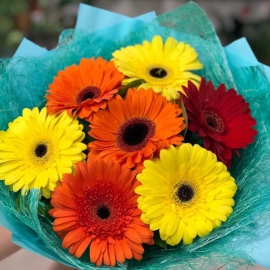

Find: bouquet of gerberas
<box><xmin>0</xmin><ymin>2</ymin><xmax>270</xmax><ymax>269</ymax></box>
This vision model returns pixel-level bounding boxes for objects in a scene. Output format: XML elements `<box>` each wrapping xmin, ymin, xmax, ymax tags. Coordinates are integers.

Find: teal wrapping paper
<box><xmin>0</xmin><ymin>2</ymin><xmax>270</xmax><ymax>269</ymax></box>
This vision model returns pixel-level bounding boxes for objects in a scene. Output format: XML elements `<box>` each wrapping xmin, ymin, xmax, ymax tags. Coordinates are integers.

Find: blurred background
<box><xmin>1</xmin><ymin>0</ymin><xmax>270</xmax><ymax>64</ymax></box>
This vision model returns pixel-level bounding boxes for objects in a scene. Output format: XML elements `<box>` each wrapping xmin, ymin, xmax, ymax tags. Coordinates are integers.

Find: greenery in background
<box><xmin>0</xmin><ymin>0</ymin><xmax>28</xmax><ymax>16</ymax></box>
<box><xmin>0</xmin><ymin>0</ymin><xmax>92</xmax><ymax>57</ymax></box>
<box><xmin>246</xmin><ymin>23</ymin><xmax>270</xmax><ymax>65</ymax></box>
<box><xmin>0</xmin><ymin>0</ymin><xmax>28</xmax><ymax>56</ymax></box>
<box><xmin>1</xmin><ymin>0</ymin><xmax>270</xmax><ymax>65</ymax></box>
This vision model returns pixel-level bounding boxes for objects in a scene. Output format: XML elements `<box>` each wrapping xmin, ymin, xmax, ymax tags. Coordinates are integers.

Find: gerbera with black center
<box><xmin>46</xmin><ymin>57</ymin><xmax>124</xmax><ymax>121</ymax></box>
<box><xmin>136</xmin><ymin>144</ymin><xmax>237</xmax><ymax>246</ymax></box>
<box><xmin>88</xmin><ymin>88</ymin><xmax>186</xmax><ymax>170</ymax></box>
<box><xmin>180</xmin><ymin>78</ymin><xmax>257</xmax><ymax>167</ymax></box>
<box><xmin>0</xmin><ymin>107</ymin><xmax>86</xmax><ymax>198</ymax></box>
<box><xmin>112</xmin><ymin>35</ymin><xmax>203</xmax><ymax>101</ymax></box>
<box><xmin>50</xmin><ymin>157</ymin><xmax>154</xmax><ymax>267</ymax></box>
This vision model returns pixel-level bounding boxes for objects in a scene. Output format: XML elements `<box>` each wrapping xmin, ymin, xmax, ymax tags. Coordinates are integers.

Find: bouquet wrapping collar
<box><xmin>0</xmin><ymin>2</ymin><xmax>270</xmax><ymax>269</ymax></box>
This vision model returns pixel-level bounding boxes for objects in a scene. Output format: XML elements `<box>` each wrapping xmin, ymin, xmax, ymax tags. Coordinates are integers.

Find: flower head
<box><xmin>112</xmin><ymin>35</ymin><xmax>203</xmax><ymax>101</ymax></box>
<box><xmin>180</xmin><ymin>78</ymin><xmax>257</xmax><ymax>166</ymax></box>
<box><xmin>136</xmin><ymin>144</ymin><xmax>237</xmax><ymax>246</ymax></box>
<box><xmin>46</xmin><ymin>57</ymin><xmax>124</xmax><ymax>121</ymax></box>
<box><xmin>88</xmin><ymin>88</ymin><xmax>186</xmax><ymax>170</ymax></box>
<box><xmin>50</xmin><ymin>157</ymin><xmax>154</xmax><ymax>267</ymax></box>
<box><xmin>0</xmin><ymin>107</ymin><xmax>86</xmax><ymax>198</ymax></box>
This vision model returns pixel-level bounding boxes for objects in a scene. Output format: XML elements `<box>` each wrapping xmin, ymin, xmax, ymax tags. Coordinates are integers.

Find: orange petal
<box><xmin>133</xmin><ymin>223</ymin><xmax>153</xmax><ymax>239</ymax></box>
<box><xmin>54</xmin><ymin>217</ymin><xmax>78</xmax><ymax>225</ymax></box>
<box><xmin>127</xmin><ymin>239</ymin><xmax>144</xmax><ymax>254</ymax></box>
<box><xmin>103</xmin><ymin>244</ymin><xmax>111</xmax><ymax>266</ymax></box>
<box><xmin>74</xmin><ymin>237</ymin><xmax>92</xmax><ymax>258</ymax></box>
<box><xmin>50</xmin><ymin>209</ymin><xmax>77</xmax><ymax>218</ymax></box>
<box><xmin>132</xmin><ymin>249</ymin><xmax>143</xmax><ymax>261</ymax></box>
<box><xmin>125</xmin><ymin>228</ymin><xmax>143</xmax><ymax>244</ymax></box>
<box><xmin>68</xmin><ymin>240</ymin><xmax>82</xmax><ymax>256</ymax></box>
<box><xmin>120</xmin><ymin>238</ymin><xmax>133</xmax><ymax>259</ymax></box>
<box><xmin>62</xmin><ymin>228</ymin><xmax>85</xmax><ymax>248</ymax></box>
<box><xmin>114</xmin><ymin>240</ymin><xmax>125</xmax><ymax>263</ymax></box>
<box><xmin>108</xmin><ymin>244</ymin><xmax>116</xmax><ymax>266</ymax></box>
<box><xmin>90</xmin><ymin>240</ymin><xmax>102</xmax><ymax>264</ymax></box>
<box><xmin>53</xmin><ymin>221</ymin><xmax>77</xmax><ymax>232</ymax></box>
<box><xmin>95</xmin><ymin>251</ymin><xmax>104</xmax><ymax>267</ymax></box>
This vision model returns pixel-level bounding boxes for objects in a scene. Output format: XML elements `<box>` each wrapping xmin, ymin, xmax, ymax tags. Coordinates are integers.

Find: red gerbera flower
<box><xmin>46</xmin><ymin>57</ymin><xmax>124</xmax><ymax>121</ymax></box>
<box><xmin>180</xmin><ymin>78</ymin><xmax>257</xmax><ymax>167</ymax></box>
<box><xmin>49</xmin><ymin>157</ymin><xmax>154</xmax><ymax>267</ymax></box>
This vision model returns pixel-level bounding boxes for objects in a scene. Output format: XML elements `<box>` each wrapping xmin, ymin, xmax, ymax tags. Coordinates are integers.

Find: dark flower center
<box><xmin>97</xmin><ymin>206</ymin><xmax>110</xmax><ymax>219</ymax></box>
<box><xmin>35</xmin><ymin>144</ymin><xmax>47</xmax><ymax>158</ymax></box>
<box><xmin>75</xmin><ymin>182</ymin><xmax>130</xmax><ymax>238</ymax></box>
<box><xmin>124</xmin><ymin>123</ymin><xmax>148</xmax><ymax>145</ymax></box>
<box><xmin>177</xmin><ymin>184</ymin><xmax>194</xmax><ymax>202</ymax></box>
<box><xmin>116</xmin><ymin>117</ymin><xmax>156</xmax><ymax>152</ymax></box>
<box><xmin>203</xmin><ymin>110</ymin><xmax>225</xmax><ymax>133</ymax></box>
<box><xmin>149</xmin><ymin>68</ymin><xmax>167</xmax><ymax>78</ymax></box>
<box><xmin>76</xmin><ymin>86</ymin><xmax>101</xmax><ymax>104</ymax></box>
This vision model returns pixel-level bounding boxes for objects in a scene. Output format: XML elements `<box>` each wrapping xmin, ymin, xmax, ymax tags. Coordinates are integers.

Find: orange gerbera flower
<box><xmin>50</xmin><ymin>158</ymin><xmax>154</xmax><ymax>267</ymax></box>
<box><xmin>46</xmin><ymin>57</ymin><xmax>124</xmax><ymax>121</ymax></box>
<box><xmin>88</xmin><ymin>88</ymin><xmax>186</xmax><ymax>169</ymax></box>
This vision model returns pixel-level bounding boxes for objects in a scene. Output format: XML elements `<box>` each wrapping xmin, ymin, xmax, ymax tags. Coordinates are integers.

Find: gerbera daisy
<box><xmin>46</xmin><ymin>57</ymin><xmax>124</xmax><ymax>121</ymax></box>
<box><xmin>136</xmin><ymin>144</ymin><xmax>237</xmax><ymax>246</ymax></box>
<box><xmin>50</xmin><ymin>157</ymin><xmax>154</xmax><ymax>267</ymax></box>
<box><xmin>88</xmin><ymin>88</ymin><xmax>186</xmax><ymax>170</ymax></box>
<box><xmin>0</xmin><ymin>107</ymin><xmax>86</xmax><ymax>198</ymax></box>
<box><xmin>180</xmin><ymin>78</ymin><xmax>257</xmax><ymax>167</ymax></box>
<box><xmin>112</xmin><ymin>35</ymin><xmax>203</xmax><ymax>101</ymax></box>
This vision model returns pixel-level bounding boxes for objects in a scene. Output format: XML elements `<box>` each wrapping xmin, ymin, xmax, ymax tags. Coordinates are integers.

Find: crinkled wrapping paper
<box><xmin>0</xmin><ymin>2</ymin><xmax>270</xmax><ymax>269</ymax></box>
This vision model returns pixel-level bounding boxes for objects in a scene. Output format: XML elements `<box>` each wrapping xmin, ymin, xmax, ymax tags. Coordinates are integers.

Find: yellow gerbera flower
<box><xmin>112</xmin><ymin>35</ymin><xmax>203</xmax><ymax>101</ymax></box>
<box><xmin>0</xmin><ymin>107</ymin><xmax>87</xmax><ymax>198</ymax></box>
<box><xmin>135</xmin><ymin>144</ymin><xmax>237</xmax><ymax>246</ymax></box>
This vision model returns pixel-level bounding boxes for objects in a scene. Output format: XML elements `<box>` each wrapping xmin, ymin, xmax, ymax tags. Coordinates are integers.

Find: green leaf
<box><xmin>15</xmin><ymin>194</ymin><xmax>22</xmax><ymax>211</ymax></box>
<box><xmin>154</xmin><ymin>231</ymin><xmax>167</xmax><ymax>249</ymax></box>
<box><xmin>37</xmin><ymin>200</ymin><xmax>53</xmax><ymax>217</ymax></box>
<box><xmin>118</xmin><ymin>79</ymin><xmax>145</xmax><ymax>97</ymax></box>
<box><xmin>78</xmin><ymin>118</ymin><xmax>93</xmax><ymax>143</ymax></box>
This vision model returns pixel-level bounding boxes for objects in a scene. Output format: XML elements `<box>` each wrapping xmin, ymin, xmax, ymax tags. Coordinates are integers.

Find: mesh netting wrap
<box><xmin>0</xmin><ymin>2</ymin><xmax>270</xmax><ymax>269</ymax></box>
